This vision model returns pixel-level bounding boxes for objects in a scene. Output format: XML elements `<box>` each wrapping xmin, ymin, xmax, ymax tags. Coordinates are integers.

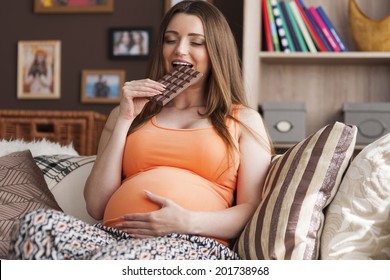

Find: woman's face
<box><xmin>36</xmin><ymin>53</ymin><xmax>45</xmax><ymax>62</ymax></box>
<box><xmin>121</xmin><ymin>32</ymin><xmax>130</xmax><ymax>44</ymax></box>
<box><xmin>163</xmin><ymin>13</ymin><xmax>210</xmax><ymax>76</ymax></box>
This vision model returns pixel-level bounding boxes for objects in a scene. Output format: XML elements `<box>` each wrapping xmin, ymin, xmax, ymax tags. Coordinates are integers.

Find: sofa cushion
<box><xmin>321</xmin><ymin>133</ymin><xmax>390</xmax><ymax>259</ymax></box>
<box><xmin>0</xmin><ymin>150</ymin><xmax>62</xmax><ymax>259</ymax></box>
<box><xmin>34</xmin><ymin>155</ymin><xmax>99</xmax><ymax>224</ymax></box>
<box><xmin>235</xmin><ymin>122</ymin><xmax>357</xmax><ymax>259</ymax></box>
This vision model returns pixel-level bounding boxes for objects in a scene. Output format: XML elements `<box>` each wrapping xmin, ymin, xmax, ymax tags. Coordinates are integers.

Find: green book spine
<box><xmin>285</xmin><ymin>1</ymin><xmax>308</xmax><ymax>52</ymax></box>
<box><xmin>266</xmin><ymin>0</ymin><xmax>280</xmax><ymax>52</ymax></box>
<box><xmin>275</xmin><ymin>0</ymin><xmax>295</xmax><ymax>51</ymax></box>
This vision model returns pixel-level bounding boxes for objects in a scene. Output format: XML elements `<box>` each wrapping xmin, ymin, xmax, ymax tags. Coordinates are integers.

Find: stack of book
<box><xmin>262</xmin><ymin>0</ymin><xmax>348</xmax><ymax>52</ymax></box>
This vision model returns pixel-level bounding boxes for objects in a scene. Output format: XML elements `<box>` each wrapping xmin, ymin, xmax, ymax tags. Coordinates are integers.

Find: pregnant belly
<box><xmin>103</xmin><ymin>167</ymin><xmax>228</xmax><ymax>228</ymax></box>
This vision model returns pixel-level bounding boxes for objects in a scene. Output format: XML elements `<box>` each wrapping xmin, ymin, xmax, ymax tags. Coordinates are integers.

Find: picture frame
<box><xmin>164</xmin><ymin>0</ymin><xmax>212</xmax><ymax>13</ymax></box>
<box><xmin>34</xmin><ymin>0</ymin><xmax>114</xmax><ymax>14</ymax></box>
<box><xmin>81</xmin><ymin>70</ymin><xmax>125</xmax><ymax>104</ymax></box>
<box><xmin>109</xmin><ymin>27</ymin><xmax>152</xmax><ymax>59</ymax></box>
<box><xmin>17</xmin><ymin>40</ymin><xmax>61</xmax><ymax>99</ymax></box>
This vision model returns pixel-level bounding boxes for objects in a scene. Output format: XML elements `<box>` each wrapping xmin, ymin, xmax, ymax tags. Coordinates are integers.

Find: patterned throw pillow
<box><xmin>235</xmin><ymin>122</ymin><xmax>357</xmax><ymax>259</ymax></box>
<box><xmin>34</xmin><ymin>154</ymin><xmax>96</xmax><ymax>190</ymax></box>
<box><xmin>34</xmin><ymin>154</ymin><xmax>98</xmax><ymax>224</ymax></box>
<box><xmin>321</xmin><ymin>133</ymin><xmax>390</xmax><ymax>260</ymax></box>
<box><xmin>0</xmin><ymin>150</ymin><xmax>62</xmax><ymax>259</ymax></box>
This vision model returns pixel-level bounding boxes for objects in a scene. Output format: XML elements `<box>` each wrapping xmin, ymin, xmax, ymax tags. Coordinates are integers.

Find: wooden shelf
<box><xmin>243</xmin><ymin>0</ymin><xmax>390</xmax><ymax>139</ymax></box>
<box><xmin>259</xmin><ymin>52</ymin><xmax>390</xmax><ymax>65</ymax></box>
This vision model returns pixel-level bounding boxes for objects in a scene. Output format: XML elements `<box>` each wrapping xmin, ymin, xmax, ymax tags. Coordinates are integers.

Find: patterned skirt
<box><xmin>8</xmin><ymin>209</ymin><xmax>240</xmax><ymax>260</ymax></box>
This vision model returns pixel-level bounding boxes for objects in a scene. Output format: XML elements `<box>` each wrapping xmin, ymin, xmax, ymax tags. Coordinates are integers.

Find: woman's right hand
<box><xmin>119</xmin><ymin>79</ymin><xmax>165</xmax><ymax>120</ymax></box>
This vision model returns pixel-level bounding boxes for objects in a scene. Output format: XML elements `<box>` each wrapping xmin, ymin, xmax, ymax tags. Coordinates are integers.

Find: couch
<box><xmin>1</xmin><ymin>122</ymin><xmax>389</xmax><ymax>260</ymax></box>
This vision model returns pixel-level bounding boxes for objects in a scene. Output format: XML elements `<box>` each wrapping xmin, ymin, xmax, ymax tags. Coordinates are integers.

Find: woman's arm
<box><xmin>119</xmin><ymin>107</ymin><xmax>272</xmax><ymax>240</ymax></box>
<box><xmin>84</xmin><ymin>107</ymin><xmax>132</xmax><ymax>220</ymax></box>
<box><xmin>84</xmin><ymin>79</ymin><xmax>165</xmax><ymax>220</ymax></box>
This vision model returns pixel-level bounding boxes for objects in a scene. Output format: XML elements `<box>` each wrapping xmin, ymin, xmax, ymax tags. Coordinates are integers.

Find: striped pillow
<box><xmin>235</xmin><ymin>122</ymin><xmax>357</xmax><ymax>259</ymax></box>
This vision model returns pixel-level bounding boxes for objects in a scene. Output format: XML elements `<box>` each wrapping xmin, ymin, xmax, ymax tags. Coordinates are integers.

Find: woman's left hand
<box><xmin>117</xmin><ymin>191</ymin><xmax>189</xmax><ymax>238</ymax></box>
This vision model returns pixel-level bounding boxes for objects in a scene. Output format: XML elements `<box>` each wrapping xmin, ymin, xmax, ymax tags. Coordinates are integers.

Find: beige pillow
<box><xmin>321</xmin><ymin>133</ymin><xmax>390</xmax><ymax>259</ymax></box>
<box><xmin>0</xmin><ymin>150</ymin><xmax>62</xmax><ymax>259</ymax></box>
<box><xmin>34</xmin><ymin>155</ymin><xmax>99</xmax><ymax>224</ymax></box>
<box><xmin>235</xmin><ymin>122</ymin><xmax>357</xmax><ymax>259</ymax></box>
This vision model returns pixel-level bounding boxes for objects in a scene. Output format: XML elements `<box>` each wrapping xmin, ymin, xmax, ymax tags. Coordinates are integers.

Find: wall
<box><xmin>0</xmin><ymin>0</ymin><xmax>243</xmax><ymax>115</ymax></box>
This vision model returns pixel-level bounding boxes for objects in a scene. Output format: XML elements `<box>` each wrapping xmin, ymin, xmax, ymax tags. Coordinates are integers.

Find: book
<box><xmin>262</xmin><ymin>0</ymin><xmax>274</xmax><ymax>51</ymax></box>
<box><xmin>280</xmin><ymin>0</ymin><xmax>300</xmax><ymax>51</ymax></box>
<box><xmin>308</xmin><ymin>6</ymin><xmax>340</xmax><ymax>52</ymax></box>
<box><xmin>266</xmin><ymin>0</ymin><xmax>281</xmax><ymax>51</ymax></box>
<box><xmin>275</xmin><ymin>0</ymin><xmax>296</xmax><ymax>52</ymax></box>
<box><xmin>302</xmin><ymin>4</ymin><xmax>332</xmax><ymax>52</ymax></box>
<box><xmin>316</xmin><ymin>6</ymin><xmax>348</xmax><ymax>52</ymax></box>
<box><xmin>294</xmin><ymin>0</ymin><xmax>327</xmax><ymax>52</ymax></box>
<box><xmin>289</xmin><ymin>0</ymin><xmax>316</xmax><ymax>52</ymax></box>
<box><xmin>270</xmin><ymin>0</ymin><xmax>291</xmax><ymax>52</ymax></box>
<box><xmin>285</xmin><ymin>1</ymin><xmax>308</xmax><ymax>52</ymax></box>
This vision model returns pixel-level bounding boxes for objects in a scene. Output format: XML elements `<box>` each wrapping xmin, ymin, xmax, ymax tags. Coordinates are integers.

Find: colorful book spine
<box><xmin>303</xmin><ymin>5</ymin><xmax>332</xmax><ymax>52</ymax></box>
<box><xmin>294</xmin><ymin>0</ymin><xmax>327</xmax><ymax>52</ymax></box>
<box><xmin>274</xmin><ymin>0</ymin><xmax>295</xmax><ymax>52</ymax></box>
<box><xmin>285</xmin><ymin>1</ymin><xmax>308</xmax><ymax>52</ymax></box>
<box><xmin>316</xmin><ymin>6</ymin><xmax>348</xmax><ymax>52</ymax></box>
<box><xmin>289</xmin><ymin>0</ymin><xmax>316</xmax><ymax>52</ymax></box>
<box><xmin>266</xmin><ymin>0</ymin><xmax>281</xmax><ymax>52</ymax></box>
<box><xmin>280</xmin><ymin>1</ymin><xmax>300</xmax><ymax>51</ymax></box>
<box><xmin>262</xmin><ymin>0</ymin><xmax>274</xmax><ymax>51</ymax></box>
<box><xmin>308</xmin><ymin>6</ymin><xmax>340</xmax><ymax>52</ymax></box>
<box><xmin>270</xmin><ymin>0</ymin><xmax>291</xmax><ymax>52</ymax></box>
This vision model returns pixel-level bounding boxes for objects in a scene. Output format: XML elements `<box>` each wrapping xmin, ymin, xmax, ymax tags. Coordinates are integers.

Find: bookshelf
<box><xmin>243</xmin><ymin>0</ymin><xmax>390</xmax><ymax>142</ymax></box>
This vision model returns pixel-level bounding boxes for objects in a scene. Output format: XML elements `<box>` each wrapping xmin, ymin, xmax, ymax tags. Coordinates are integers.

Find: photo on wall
<box><xmin>109</xmin><ymin>27</ymin><xmax>152</xmax><ymax>59</ymax></box>
<box><xmin>164</xmin><ymin>0</ymin><xmax>212</xmax><ymax>13</ymax></box>
<box><xmin>34</xmin><ymin>0</ymin><xmax>114</xmax><ymax>14</ymax></box>
<box><xmin>81</xmin><ymin>70</ymin><xmax>125</xmax><ymax>104</ymax></box>
<box><xmin>17</xmin><ymin>40</ymin><xmax>61</xmax><ymax>99</ymax></box>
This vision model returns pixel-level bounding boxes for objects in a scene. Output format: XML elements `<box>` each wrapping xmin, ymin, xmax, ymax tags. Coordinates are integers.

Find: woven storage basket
<box><xmin>0</xmin><ymin>110</ymin><xmax>107</xmax><ymax>155</ymax></box>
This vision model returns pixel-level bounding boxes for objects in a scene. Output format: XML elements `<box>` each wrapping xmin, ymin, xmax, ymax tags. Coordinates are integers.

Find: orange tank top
<box><xmin>103</xmin><ymin>107</ymin><xmax>240</xmax><ymax>245</ymax></box>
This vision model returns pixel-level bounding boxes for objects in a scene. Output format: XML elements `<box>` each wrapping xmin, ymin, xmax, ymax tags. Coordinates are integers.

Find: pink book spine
<box><xmin>308</xmin><ymin>6</ymin><xmax>340</xmax><ymax>52</ymax></box>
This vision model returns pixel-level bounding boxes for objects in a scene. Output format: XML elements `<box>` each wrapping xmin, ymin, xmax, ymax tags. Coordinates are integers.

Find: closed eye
<box><xmin>191</xmin><ymin>41</ymin><xmax>205</xmax><ymax>46</ymax></box>
<box><xmin>164</xmin><ymin>39</ymin><xmax>177</xmax><ymax>44</ymax></box>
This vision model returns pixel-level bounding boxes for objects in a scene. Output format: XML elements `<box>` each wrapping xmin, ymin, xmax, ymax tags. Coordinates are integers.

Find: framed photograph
<box><xmin>81</xmin><ymin>70</ymin><xmax>125</xmax><ymax>103</ymax></box>
<box><xmin>17</xmin><ymin>40</ymin><xmax>61</xmax><ymax>99</ymax></box>
<box><xmin>109</xmin><ymin>27</ymin><xmax>152</xmax><ymax>59</ymax></box>
<box><xmin>164</xmin><ymin>0</ymin><xmax>212</xmax><ymax>13</ymax></box>
<box><xmin>34</xmin><ymin>0</ymin><xmax>114</xmax><ymax>14</ymax></box>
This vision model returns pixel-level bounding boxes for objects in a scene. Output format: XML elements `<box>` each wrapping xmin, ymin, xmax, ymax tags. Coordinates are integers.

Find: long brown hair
<box><xmin>130</xmin><ymin>0</ymin><xmax>262</xmax><ymax>152</ymax></box>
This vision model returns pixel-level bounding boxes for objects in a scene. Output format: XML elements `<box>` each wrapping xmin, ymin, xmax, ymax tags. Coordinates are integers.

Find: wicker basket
<box><xmin>0</xmin><ymin>110</ymin><xmax>107</xmax><ymax>155</ymax></box>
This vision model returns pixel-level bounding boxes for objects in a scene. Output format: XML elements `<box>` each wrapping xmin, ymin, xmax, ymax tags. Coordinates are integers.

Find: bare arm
<box><xmin>84</xmin><ymin>79</ymin><xmax>165</xmax><ymax>220</ymax></box>
<box><xmin>179</xmin><ymin>107</ymin><xmax>272</xmax><ymax>239</ymax></box>
<box><xmin>119</xmin><ymin>107</ymin><xmax>272</xmax><ymax>240</ymax></box>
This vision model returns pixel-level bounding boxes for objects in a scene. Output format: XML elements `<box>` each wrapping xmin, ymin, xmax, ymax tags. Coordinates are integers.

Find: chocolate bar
<box><xmin>148</xmin><ymin>65</ymin><xmax>203</xmax><ymax>106</ymax></box>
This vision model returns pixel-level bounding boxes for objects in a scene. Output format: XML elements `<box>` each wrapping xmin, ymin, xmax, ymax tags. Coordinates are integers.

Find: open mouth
<box><xmin>172</xmin><ymin>61</ymin><xmax>193</xmax><ymax>68</ymax></box>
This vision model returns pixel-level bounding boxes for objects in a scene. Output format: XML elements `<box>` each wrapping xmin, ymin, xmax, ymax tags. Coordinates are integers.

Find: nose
<box><xmin>175</xmin><ymin>39</ymin><xmax>189</xmax><ymax>56</ymax></box>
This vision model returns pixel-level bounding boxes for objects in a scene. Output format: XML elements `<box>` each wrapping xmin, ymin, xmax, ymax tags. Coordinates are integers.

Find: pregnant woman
<box><xmin>9</xmin><ymin>0</ymin><xmax>272</xmax><ymax>260</ymax></box>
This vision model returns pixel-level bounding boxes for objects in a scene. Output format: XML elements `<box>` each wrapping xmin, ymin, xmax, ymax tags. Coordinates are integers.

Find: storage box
<box><xmin>262</xmin><ymin>102</ymin><xmax>306</xmax><ymax>143</ymax></box>
<box><xmin>343</xmin><ymin>102</ymin><xmax>390</xmax><ymax>144</ymax></box>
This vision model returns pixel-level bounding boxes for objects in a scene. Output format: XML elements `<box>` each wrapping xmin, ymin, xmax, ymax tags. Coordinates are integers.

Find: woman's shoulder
<box><xmin>234</xmin><ymin>105</ymin><xmax>262</xmax><ymax>123</ymax></box>
<box><xmin>235</xmin><ymin>105</ymin><xmax>269</xmax><ymax>138</ymax></box>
